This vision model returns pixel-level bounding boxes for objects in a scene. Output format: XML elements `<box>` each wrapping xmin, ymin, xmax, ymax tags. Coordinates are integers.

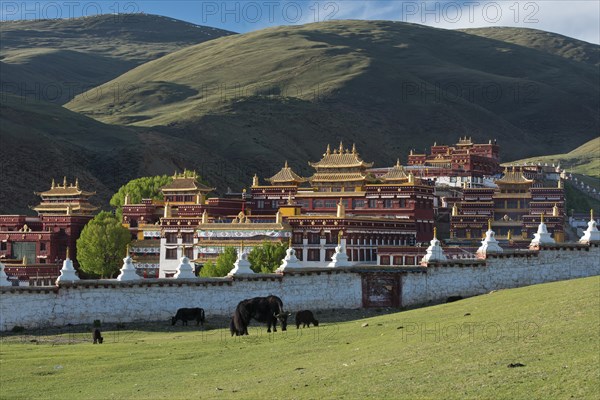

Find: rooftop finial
<box><xmin>252</xmin><ymin>174</ymin><xmax>259</xmax><ymax>187</ymax></box>
<box><xmin>396</xmin><ymin>158</ymin><xmax>401</xmax><ymax>167</ymax></box>
<box><xmin>284</xmin><ymin>160</ymin><xmax>288</xmax><ymax>168</ymax></box>
<box><xmin>51</xmin><ymin>178</ymin><xmax>56</xmax><ymax>189</ymax></box>
<box><xmin>75</xmin><ymin>178</ymin><xmax>79</xmax><ymax>189</ymax></box>
<box><xmin>488</xmin><ymin>219</ymin><xmax>492</xmax><ymax>232</ymax></box>
<box><xmin>433</xmin><ymin>226</ymin><xmax>437</xmax><ymax>239</ymax></box>
<box><xmin>288</xmin><ymin>236</ymin><xmax>292</xmax><ymax>248</ymax></box>
<box><xmin>352</xmin><ymin>143</ymin><xmax>357</xmax><ymax>154</ymax></box>
<box><xmin>126</xmin><ymin>244</ymin><xmax>130</xmax><ymax>257</ymax></box>
<box><xmin>326</xmin><ymin>144</ymin><xmax>331</xmax><ymax>155</ymax></box>
<box><xmin>65</xmin><ymin>247</ymin><xmax>70</xmax><ymax>260</ymax></box>
<box><xmin>339</xmin><ymin>141</ymin><xmax>344</xmax><ymax>153</ymax></box>
<box><xmin>63</xmin><ymin>176</ymin><xmax>67</xmax><ymax>187</ymax></box>
<box><xmin>338</xmin><ymin>230</ymin><xmax>343</xmax><ymax>244</ymax></box>
<box><xmin>540</xmin><ymin>212</ymin><xmax>545</xmax><ymax>224</ymax></box>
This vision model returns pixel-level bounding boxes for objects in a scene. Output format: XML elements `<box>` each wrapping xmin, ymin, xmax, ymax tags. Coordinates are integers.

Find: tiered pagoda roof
<box><xmin>161</xmin><ymin>171</ymin><xmax>215</xmax><ymax>193</ymax></box>
<box><xmin>309</xmin><ymin>142</ymin><xmax>374</xmax><ymax>169</ymax></box>
<box><xmin>266</xmin><ymin>161</ymin><xmax>307</xmax><ymax>185</ymax></box>
<box><xmin>308</xmin><ymin>142</ymin><xmax>373</xmax><ymax>187</ymax></box>
<box><xmin>32</xmin><ymin>178</ymin><xmax>98</xmax><ymax>215</ymax></box>
<box><xmin>380</xmin><ymin>160</ymin><xmax>409</xmax><ymax>182</ymax></box>
<box><xmin>495</xmin><ymin>167</ymin><xmax>533</xmax><ymax>185</ymax></box>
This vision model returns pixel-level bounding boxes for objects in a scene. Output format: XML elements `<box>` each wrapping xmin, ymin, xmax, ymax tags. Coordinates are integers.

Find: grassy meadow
<box><xmin>1</xmin><ymin>276</ymin><xmax>598</xmax><ymax>399</ymax></box>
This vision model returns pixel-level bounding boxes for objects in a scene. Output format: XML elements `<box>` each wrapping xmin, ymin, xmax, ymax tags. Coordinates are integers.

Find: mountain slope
<box><xmin>67</xmin><ymin>20</ymin><xmax>599</xmax><ymax>163</ymax></box>
<box><xmin>460</xmin><ymin>27</ymin><xmax>600</xmax><ymax>66</ymax></box>
<box><xmin>511</xmin><ymin>137</ymin><xmax>600</xmax><ymax>177</ymax></box>
<box><xmin>0</xmin><ymin>14</ymin><xmax>235</xmax><ymax>104</ymax></box>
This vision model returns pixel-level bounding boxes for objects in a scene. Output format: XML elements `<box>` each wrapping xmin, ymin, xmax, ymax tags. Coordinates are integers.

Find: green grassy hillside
<box><xmin>1</xmin><ymin>276</ymin><xmax>598</xmax><ymax>399</ymax></box>
<box><xmin>512</xmin><ymin>137</ymin><xmax>600</xmax><ymax>177</ymax></box>
<box><xmin>461</xmin><ymin>27</ymin><xmax>600</xmax><ymax>66</ymax></box>
<box><xmin>0</xmin><ymin>14</ymin><xmax>234</xmax><ymax>104</ymax></box>
<box><xmin>67</xmin><ymin>20</ymin><xmax>599</xmax><ymax>163</ymax></box>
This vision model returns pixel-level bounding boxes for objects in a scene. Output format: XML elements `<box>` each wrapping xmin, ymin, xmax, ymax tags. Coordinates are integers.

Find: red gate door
<box><xmin>361</xmin><ymin>273</ymin><xmax>401</xmax><ymax>308</ymax></box>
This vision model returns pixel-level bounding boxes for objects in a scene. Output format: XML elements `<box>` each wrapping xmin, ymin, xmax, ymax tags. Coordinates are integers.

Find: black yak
<box><xmin>171</xmin><ymin>308</ymin><xmax>205</xmax><ymax>326</ymax></box>
<box><xmin>231</xmin><ymin>295</ymin><xmax>288</xmax><ymax>335</ymax></box>
<box><xmin>295</xmin><ymin>310</ymin><xmax>319</xmax><ymax>328</ymax></box>
<box><xmin>92</xmin><ymin>328</ymin><xmax>103</xmax><ymax>344</ymax></box>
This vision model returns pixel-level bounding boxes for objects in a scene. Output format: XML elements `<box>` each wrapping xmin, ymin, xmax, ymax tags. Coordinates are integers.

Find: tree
<box><xmin>110</xmin><ymin>175</ymin><xmax>173</xmax><ymax>219</ymax></box>
<box><xmin>76</xmin><ymin>211</ymin><xmax>132</xmax><ymax>278</ymax></box>
<box><xmin>199</xmin><ymin>247</ymin><xmax>238</xmax><ymax>277</ymax></box>
<box><xmin>248</xmin><ymin>241</ymin><xmax>287</xmax><ymax>273</ymax></box>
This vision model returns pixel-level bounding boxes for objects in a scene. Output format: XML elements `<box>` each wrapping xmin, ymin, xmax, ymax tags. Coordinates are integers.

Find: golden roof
<box><xmin>309</xmin><ymin>172</ymin><xmax>368</xmax><ymax>182</ymax></box>
<box><xmin>266</xmin><ymin>161</ymin><xmax>307</xmax><ymax>184</ymax></box>
<box><xmin>32</xmin><ymin>203</ymin><xmax>99</xmax><ymax>214</ymax></box>
<box><xmin>495</xmin><ymin>167</ymin><xmax>533</xmax><ymax>185</ymax></box>
<box><xmin>161</xmin><ymin>176</ymin><xmax>215</xmax><ymax>193</ymax></box>
<box><xmin>457</xmin><ymin>136</ymin><xmax>474</xmax><ymax>146</ymax></box>
<box><xmin>309</xmin><ymin>142</ymin><xmax>374</xmax><ymax>169</ymax></box>
<box><xmin>381</xmin><ymin>160</ymin><xmax>409</xmax><ymax>182</ymax></box>
<box><xmin>35</xmin><ymin>178</ymin><xmax>95</xmax><ymax>197</ymax></box>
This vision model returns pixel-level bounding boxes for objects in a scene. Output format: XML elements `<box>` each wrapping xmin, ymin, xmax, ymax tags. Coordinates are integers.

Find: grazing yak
<box><xmin>295</xmin><ymin>310</ymin><xmax>319</xmax><ymax>328</ymax></box>
<box><xmin>231</xmin><ymin>295</ymin><xmax>288</xmax><ymax>336</ymax></box>
<box><xmin>171</xmin><ymin>308</ymin><xmax>205</xmax><ymax>326</ymax></box>
<box><xmin>92</xmin><ymin>329</ymin><xmax>103</xmax><ymax>344</ymax></box>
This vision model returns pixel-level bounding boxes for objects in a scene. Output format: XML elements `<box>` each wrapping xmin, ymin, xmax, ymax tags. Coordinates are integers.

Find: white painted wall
<box><xmin>1</xmin><ymin>246</ymin><xmax>598</xmax><ymax>331</ymax></box>
<box><xmin>0</xmin><ymin>272</ymin><xmax>362</xmax><ymax>330</ymax></box>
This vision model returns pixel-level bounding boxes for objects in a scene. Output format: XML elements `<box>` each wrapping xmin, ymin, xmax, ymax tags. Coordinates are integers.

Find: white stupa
<box><xmin>420</xmin><ymin>227</ymin><xmax>447</xmax><ymax>265</ymax></box>
<box><xmin>476</xmin><ymin>220</ymin><xmax>504</xmax><ymax>257</ymax></box>
<box><xmin>328</xmin><ymin>232</ymin><xmax>351</xmax><ymax>268</ymax></box>
<box><xmin>276</xmin><ymin>240</ymin><xmax>304</xmax><ymax>272</ymax></box>
<box><xmin>0</xmin><ymin>261</ymin><xmax>11</xmax><ymax>286</ymax></box>
<box><xmin>579</xmin><ymin>210</ymin><xmax>600</xmax><ymax>244</ymax></box>
<box><xmin>228</xmin><ymin>245</ymin><xmax>256</xmax><ymax>276</ymax></box>
<box><xmin>56</xmin><ymin>248</ymin><xmax>80</xmax><ymax>284</ymax></box>
<box><xmin>529</xmin><ymin>213</ymin><xmax>555</xmax><ymax>248</ymax></box>
<box><xmin>116</xmin><ymin>246</ymin><xmax>141</xmax><ymax>281</ymax></box>
<box><xmin>173</xmin><ymin>247</ymin><xmax>197</xmax><ymax>279</ymax></box>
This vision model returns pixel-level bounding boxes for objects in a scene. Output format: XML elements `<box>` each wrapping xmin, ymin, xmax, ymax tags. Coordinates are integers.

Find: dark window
<box><xmin>256</xmin><ymin>200</ymin><xmax>265</xmax><ymax>209</ymax></box>
<box><xmin>40</xmin><ymin>242</ymin><xmax>46</xmax><ymax>251</ymax></box>
<box><xmin>384</xmin><ymin>199</ymin><xmax>393</xmax><ymax>208</ymax></box>
<box><xmin>353</xmin><ymin>199</ymin><xmax>365</xmax><ymax>208</ymax></box>
<box><xmin>369</xmin><ymin>199</ymin><xmax>377</xmax><ymax>208</ymax></box>
<box><xmin>184</xmin><ymin>247</ymin><xmax>194</xmax><ymax>259</ymax></box>
<box><xmin>307</xmin><ymin>249</ymin><xmax>320</xmax><ymax>261</ymax></box>
<box><xmin>166</xmin><ymin>248</ymin><xmax>177</xmax><ymax>260</ymax></box>
<box><xmin>1</xmin><ymin>241</ymin><xmax>7</xmax><ymax>251</ymax></box>
<box><xmin>399</xmin><ymin>199</ymin><xmax>406</xmax><ymax>208</ymax></box>
<box><xmin>166</xmin><ymin>233</ymin><xmax>177</xmax><ymax>244</ymax></box>
<box><xmin>325</xmin><ymin>200</ymin><xmax>336</xmax><ymax>208</ymax></box>
<box><xmin>182</xmin><ymin>233</ymin><xmax>194</xmax><ymax>244</ymax></box>
<box><xmin>308</xmin><ymin>233</ymin><xmax>320</xmax><ymax>244</ymax></box>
